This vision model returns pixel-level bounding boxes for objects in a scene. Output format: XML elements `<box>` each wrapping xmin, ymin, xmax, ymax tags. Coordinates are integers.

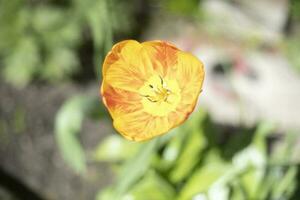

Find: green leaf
<box><xmin>0</xmin><ymin>0</ymin><xmax>28</xmax><ymax>51</ymax></box>
<box><xmin>232</xmin><ymin>145</ymin><xmax>267</xmax><ymax>199</ymax></box>
<box><xmin>41</xmin><ymin>21</ymin><xmax>81</xmax><ymax>50</ymax></box>
<box><xmin>239</xmin><ymin>166</ymin><xmax>265</xmax><ymax>199</ymax></box>
<box><xmin>126</xmin><ymin>171</ymin><xmax>176</xmax><ymax>200</ymax></box>
<box><xmin>96</xmin><ymin>187</ymin><xmax>114</xmax><ymax>200</ymax></box>
<box><xmin>85</xmin><ymin>0</ymin><xmax>113</xmax><ymax>79</ymax></box>
<box><xmin>165</xmin><ymin>0</ymin><xmax>199</xmax><ymax>16</ymax></box>
<box><xmin>230</xmin><ymin>180</ymin><xmax>247</xmax><ymax>200</ymax></box>
<box><xmin>232</xmin><ymin>146</ymin><xmax>266</xmax><ymax>171</ymax></box>
<box><xmin>169</xmin><ymin>129</ymin><xmax>207</xmax><ymax>183</ymax></box>
<box><xmin>110</xmin><ymin>138</ymin><xmax>159</xmax><ymax>199</ymax></box>
<box><xmin>93</xmin><ymin>135</ymin><xmax>141</xmax><ymax>162</ymax></box>
<box><xmin>157</xmin><ymin>130</ymin><xmax>183</xmax><ymax>171</ymax></box>
<box><xmin>42</xmin><ymin>47</ymin><xmax>79</xmax><ymax>81</ymax></box>
<box><xmin>271</xmin><ymin>131</ymin><xmax>299</xmax><ymax>164</ymax></box>
<box><xmin>31</xmin><ymin>6</ymin><xmax>66</xmax><ymax>33</ymax></box>
<box><xmin>86</xmin><ymin>0</ymin><xmax>108</xmax><ymax>48</ymax></box>
<box><xmin>55</xmin><ymin>95</ymin><xmax>104</xmax><ymax>174</ymax></box>
<box><xmin>207</xmin><ymin>183</ymin><xmax>230</xmax><ymax>200</ymax></box>
<box><xmin>252</xmin><ymin>121</ymin><xmax>275</xmax><ymax>154</ymax></box>
<box><xmin>178</xmin><ymin>151</ymin><xmax>230</xmax><ymax>200</ymax></box>
<box><xmin>169</xmin><ymin>111</ymin><xmax>208</xmax><ymax>183</ymax></box>
<box><xmin>3</xmin><ymin>37</ymin><xmax>40</xmax><ymax>87</ymax></box>
<box><xmin>272</xmin><ymin>166</ymin><xmax>298</xmax><ymax>199</ymax></box>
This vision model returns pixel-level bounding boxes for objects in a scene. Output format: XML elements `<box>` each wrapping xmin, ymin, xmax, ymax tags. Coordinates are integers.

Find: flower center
<box><xmin>143</xmin><ymin>76</ymin><xmax>172</xmax><ymax>103</ymax></box>
<box><xmin>139</xmin><ymin>75</ymin><xmax>181</xmax><ymax>116</ymax></box>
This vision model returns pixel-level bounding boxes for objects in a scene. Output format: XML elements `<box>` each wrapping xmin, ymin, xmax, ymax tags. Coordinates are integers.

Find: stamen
<box><xmin>140</xmin><ymin>94</ymin><xmax>158</xmax><ymax>102</ymax></box>
<box><xmin>159</xmin><ymin>75</ymin><xmax>164</xmax><ymax>85</ymax></box>
<box><xmin>147</xmin><ymin>98</ymin><xmax>158</xmax><ymax>103</ymax></box>
<box><xmin>141</xmin><ymin>75</ymin><xmax>173</xmax><ymax>103</ymax></box>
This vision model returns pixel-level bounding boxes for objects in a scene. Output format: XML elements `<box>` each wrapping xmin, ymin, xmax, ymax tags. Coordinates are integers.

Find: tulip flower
<box><xmin>101</xmin><ymin>40</ymin><xmax>204</xmax><ymax>141</ymax></box>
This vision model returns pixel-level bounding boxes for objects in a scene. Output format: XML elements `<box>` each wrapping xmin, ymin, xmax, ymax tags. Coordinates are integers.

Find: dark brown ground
<box><xmin>0</xmin><ymin>81</ymin><xmax>113</xmax><ymax>200</ymax></box>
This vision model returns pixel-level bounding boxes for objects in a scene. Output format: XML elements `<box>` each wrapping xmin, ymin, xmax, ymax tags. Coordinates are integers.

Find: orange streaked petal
<box><xmin>143</xmin><ymin>40</ymin><xmax>179</xmax><ymax>77</ymax></box>
<box><xmin>113</xmin><ymin>113</ymin><xmax>170</xmax><ymax>142</ymax></box>
<box><xmin>171</xmin><ymin>51</ymin><xmax>204</xmax><ymax>104</ymax></box>
<box><xmin>101</xmin><ymin>83</ymin><xmax>142</xmax><ymax>119</ymax></box>
<box><xmin>102</xmin><ymin>40</ymin><xmax>137</xmax><ymax>75</ymax></box>
<box><xmin>104</xmin><ymin>40</ymin><xmax>155</xmax><ymax>92</ymax></box>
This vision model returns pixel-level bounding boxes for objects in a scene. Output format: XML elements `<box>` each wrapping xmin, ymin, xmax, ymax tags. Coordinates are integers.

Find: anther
<box><xmin>159</xmin><ymin>75</ymin><xmax>164</xmax><ymax>85</ymax></box>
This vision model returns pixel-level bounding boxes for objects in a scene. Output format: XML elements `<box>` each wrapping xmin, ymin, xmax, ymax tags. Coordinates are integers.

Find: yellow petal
<box><xmin>142</xmin><ymin>40</ymin><xmax>179</xmax><ymax>77</ymax></box>
<box><xmin>113</xmin><ymin>112</ymin><xmax>170</xmax><ymax>142</ymax></box>
<box><xmin>104</xmin><ymin>40</ymin><xmax>154</xmax><ymax>92</ymax></box>
<box><xmin>102</xmin><ymin>40</ymin><xmax>132</xmax><ymax>75</ymax></box>
<box><xmin>101</xmin><ymin>83</ymin><xmax>142</xmax><ymax>119</ymax></box>
<box><xmin>170</xmin><ymin>51</ymin><xmax>205</xmax><ymax>107</ymax></box>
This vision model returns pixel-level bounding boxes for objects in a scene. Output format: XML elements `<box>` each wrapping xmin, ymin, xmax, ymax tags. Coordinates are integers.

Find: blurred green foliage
<box><xmin>284</xmin><ymin>37</ymin><xmax>300</xmax><ymax>72</ymax></box>
<box><xmin>0</xmin><ymin>0</ymin><xmax>135</xmax><ymax>87</ymax></box>
<box><xmin>92</xmin><ymin>111</ymin><xmax>299</xmax><ymax>200</ymax></box>
<box><xmin>163</xmin><ymin>0</ymin><xmax>200</xmax><ymax>16</ymax></box>
<box><xmin>55</xmin><ymin>95</ymin><xmax>106</xmax><ymax>173</ymax></box>
<box><xmin>291</xmin><ymin>0</ymin><xmax>300</xmax><ymax>21</ymax></box>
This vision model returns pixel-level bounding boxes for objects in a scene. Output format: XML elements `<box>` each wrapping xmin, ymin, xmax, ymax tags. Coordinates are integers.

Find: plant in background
<box><xmin>0</xmin><ymin>0</ymin><xmax>135</xmax><ymax>87</ymax></box>
<box><xmin>101</xmin><ymin>40</ymin><xmax>205</xmax><ymax>141</ymax></box>
<box><xmin>55</xmin><ymin>97</ymin><xmax>300</xmax><ymax>199</ymax></box>
<box><xmin>284</xmin><ymin>37</ymin><xmax>300</xmax><ymax>73</ymax></box>
<box><xmin>95</xmin><ymin>111</ymin><xmax>300</xmax><ymax>200</ymax></box>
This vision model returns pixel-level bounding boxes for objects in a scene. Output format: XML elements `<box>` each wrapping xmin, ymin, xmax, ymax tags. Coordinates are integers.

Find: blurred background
<box><xmin>0</xmin><ymin>0</ymin><xmax>300</xmax><ymax>199</ymax></box>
